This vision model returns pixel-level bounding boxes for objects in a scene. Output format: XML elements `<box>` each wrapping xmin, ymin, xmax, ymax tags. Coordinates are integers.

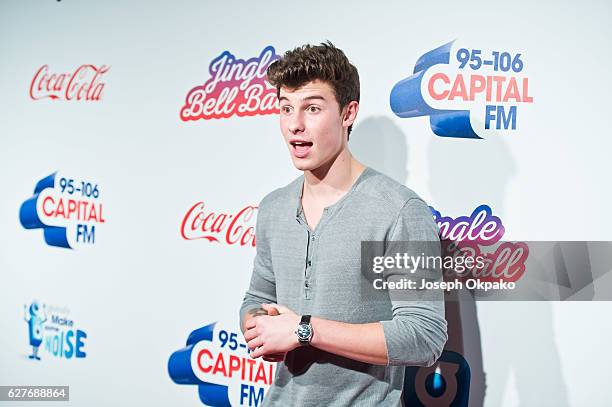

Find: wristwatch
<box><xmin>296</xmin><ymin>315</ymin><xmax>313</xmax><ymax>346</ymax></box>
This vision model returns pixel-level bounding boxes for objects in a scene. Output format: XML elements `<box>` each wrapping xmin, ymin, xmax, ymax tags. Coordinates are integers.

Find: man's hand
<box><xmin>245</xmin><ymin>305</ymin><xmax>285</xmax><ymax>362</ymax></box>
<box><xmin>244</xmin><ymin>304</ymin><xmax>300</xmax><ymax>359</ymax></box>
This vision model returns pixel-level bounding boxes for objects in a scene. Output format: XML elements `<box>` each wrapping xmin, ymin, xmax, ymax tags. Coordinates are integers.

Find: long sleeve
<box><xmin>379</xmin><ymin>198</ymin><xmax>448</xmax><ymax>367</ymax></box>
<box><xmin>239</xmin><ymin>198</ymin><xmax>277</xmax><ymax>334</ymax></box>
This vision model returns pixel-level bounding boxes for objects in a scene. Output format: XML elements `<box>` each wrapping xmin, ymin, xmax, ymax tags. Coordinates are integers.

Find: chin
<box><xmin>290</xmin><ymin>158</ymin><xmax>314</xmax><ymax>171</ymax></box>
<box><xmin>292</xmin><ymin>162</ymin><xmax>311</xmax><ymax>171</ymax></box>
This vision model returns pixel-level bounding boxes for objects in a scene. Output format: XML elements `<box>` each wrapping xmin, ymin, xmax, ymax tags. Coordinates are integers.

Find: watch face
<box><xmin>297</xmin><ymin>323</ymin><xmax>311</xmax><ymax>340</ymax></box>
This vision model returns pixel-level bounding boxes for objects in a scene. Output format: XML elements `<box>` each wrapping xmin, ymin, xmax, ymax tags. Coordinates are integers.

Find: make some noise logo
<box><xmin>20</xmin><ymin>171</ymin><xmax>105</xmax><ymax>249</ymax></box>
<box><xmin>23</xmin><ymin>300</ymin><xmax>87</xmax><ymax>361</ymax></box>
<box><xmin>168</xmin><ymin>321</ymin><xmax>276</xmax><ymax>406</ymax></box>
<box><xmin>390</xmin><ymin>40</ymin><xmax>534</xmax><ymax>139</ymax></box>
<box><xmin>30</xmin><ymin>64</ymin><xmax>110</xmax><ymax>101</ymax></box>
<box><xmin>181</xmin><ymin>201</ymin><xmax>257</xmax><ymax>247</ymax></box>
<box><xmin>180</xmin><ymin>46</ymin><xmax>280</xmax><ymax>121</ymax></box>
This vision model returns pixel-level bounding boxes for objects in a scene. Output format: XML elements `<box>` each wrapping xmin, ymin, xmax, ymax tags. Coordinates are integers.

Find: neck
<box><xmin>302</xmin><ymin>148</ymin><xmax>366</xmax><ymax>203</ymax></box>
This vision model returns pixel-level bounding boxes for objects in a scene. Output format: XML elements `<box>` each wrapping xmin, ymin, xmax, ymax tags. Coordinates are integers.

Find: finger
<box><xmin>250</xmin><ymin>346</ymin><xmax>265</xmax><ymax>359</ymax></box>
<box><xmin>243</xmin><ymin>327</ymin><xmax>258</xmax><ymax>342</ymax></box>
<box><xmin>263</xmin><ymin>356</ymin><xmax>284</xmax><ymax>362</ymax></box>
<box><xmin>247</xmin><ymin>336</ymin><xmax>263</xmax><ymax>351</ymax></box>
<box><xmin>245</xmin><ymin>315</ymin><xmax>258</xmax><ymax>330</ymax></box>
<box><xmin>263</xmin><ymin>353</ymin><xmax>285</xmax><ymax>362</ymax></box>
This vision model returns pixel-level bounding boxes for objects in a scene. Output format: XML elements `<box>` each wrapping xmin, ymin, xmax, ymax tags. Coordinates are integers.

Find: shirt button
<box><xmin>305</xmin><ymin>281</ymin><xmax>310</xmax><ymax>287</ymax></box>
<box><xmin>311</xmin><ymin>235</ymin><xmax>316</xmax><ymax>241</ymax></box>
<box><xmin>307</xmin><ymin>260</ymin><xmax>312</xmax><ymax>267</ymax></box>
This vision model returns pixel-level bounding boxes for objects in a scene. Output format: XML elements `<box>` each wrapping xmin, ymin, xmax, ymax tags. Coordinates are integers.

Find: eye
<box><xmin>307</xmin><ymin>105</ymin><xmax>321</xmax><ymax>113</ymax></box>
<box><xmin>281</xmin><ymin>105</ymin><xmax>293</xmax><ymax>114</ymax></box>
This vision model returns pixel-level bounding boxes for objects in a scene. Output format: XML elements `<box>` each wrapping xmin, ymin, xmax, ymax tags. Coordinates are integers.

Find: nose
<box><xmin>288</xmin><ymin>110</ymin><xmax>305</xmax><ymax>134</ymax></box>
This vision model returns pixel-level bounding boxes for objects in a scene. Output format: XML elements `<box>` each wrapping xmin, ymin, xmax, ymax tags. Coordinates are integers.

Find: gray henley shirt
<box><xmin>239</xmin><ymin>166</ymin><xmax>448</xmax><ymax>406</ymax></box>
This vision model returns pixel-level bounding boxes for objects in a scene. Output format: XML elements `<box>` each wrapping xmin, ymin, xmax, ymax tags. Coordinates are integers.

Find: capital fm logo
<box><xmin>181</xmin><ymin>201</ymin><xmax>257</xmax><ymax>247</ymax></box>
<box><xmin>168</xmin><ymin>321</ymin><xmax>276</xmax><ymax>406</ymax></box>
<box><xmin>23</xmin><ymin>300</ymin><xmax>88</xmax><ymax>361</ymax></box>
<box><xmin>20</xmin><ymin>172</ymin><xmax>105</xmax><ymax>249</ymax></box>
<box><xmin>390</xmin><ymin>41</ymin><xmax>534</xmax><ymax>139</ymax></box>
<box><xmin>180</xmin><ymin>46</ymin><xmax>280</xmax><ymax>121</ymax></box>
<box><xmin>30</xmin><ymin>64</ymin><xmax>110</xmax><ymax>101</ymax></box>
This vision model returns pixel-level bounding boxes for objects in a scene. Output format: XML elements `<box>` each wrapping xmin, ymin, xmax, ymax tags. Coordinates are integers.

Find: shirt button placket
<box><xmin>304</xmin><ymin>256</ymin><xmax>312</xmax><ymax>299</ymax></box>
<box><xmin>305</xmin><ymin>233</ymin><xmax>315</xmax><ymax>300</ymax></box>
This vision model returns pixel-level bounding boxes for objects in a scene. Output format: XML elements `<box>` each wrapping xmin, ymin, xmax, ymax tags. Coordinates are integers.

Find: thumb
<box><xmin>271</xmin><ymin>304</ymin><xmax>292</xmax><ymax>314</ymax></box>
<box><xmin>261</xmin><ymin>303</ymin><xmax>280</xmax><ymax>316</ymax></box>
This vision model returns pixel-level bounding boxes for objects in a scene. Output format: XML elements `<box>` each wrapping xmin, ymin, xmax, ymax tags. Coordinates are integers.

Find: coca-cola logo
<box><xmin>30</xmin><ymin>64</ymin><xmax>110</xmax><ymax>101</ymax></box>
<box><xmin>181</xmin><ymin>202</ymin><xmax>257</xmax><ymax>247</ymax></box>
<box><xmin>180</xmin><ymin>46</ymin><xmax>280</xmax><ymax>121</ymax></box>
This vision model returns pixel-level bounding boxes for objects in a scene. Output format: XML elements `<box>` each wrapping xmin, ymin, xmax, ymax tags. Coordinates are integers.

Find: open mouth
<box><xmin>290</xmin><ymin>141</ymin><xmax>314</xmax><ymax>158</ymax></box>
<box><xmin>290</xmin><ymin>141</ymin><xmax>314</xmax><ymax>148</ymax></box>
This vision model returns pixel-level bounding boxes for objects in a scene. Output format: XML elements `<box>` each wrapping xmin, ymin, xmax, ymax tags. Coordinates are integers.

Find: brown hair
<box><xmin>266</xmin><ymin>41</ymin><xmax>360</xmax><ymax>138</ymax></box>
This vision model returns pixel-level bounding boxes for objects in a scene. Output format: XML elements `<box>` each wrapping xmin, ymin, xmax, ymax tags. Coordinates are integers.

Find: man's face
<box><xmin>278</xmin><ymin>80</ymin><xmax>348</xmax><ymax>172</ymax></box>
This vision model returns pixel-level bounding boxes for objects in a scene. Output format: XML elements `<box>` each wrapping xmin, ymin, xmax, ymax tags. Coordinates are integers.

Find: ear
<box><xmin>342</xmin><ymin>101</ymin><xmax>359</xmax><ymax>129</ymax></box>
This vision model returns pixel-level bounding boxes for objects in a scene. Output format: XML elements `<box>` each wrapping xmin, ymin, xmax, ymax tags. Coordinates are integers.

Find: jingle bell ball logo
<box><xmin>180</xmin><ymin>46</ymin><xmax>280</xmax><ymax>121</ymax></box>
<box><xmin>390</xmin><ymin>41</ymin><xmax>534</xmax><ymax>139</ymax></box>
<box><xmin>168</xmin><ymin>322</ymin><xmax>276</xmax><ymax>406</ymax></box>
<box><xmin>20</xmin><ymin>172</ymin><xmax>105</xmax><ymax>249</ymax></box>
<box><xmin>430</xmin><ymin>205</ymin><xmax>528</xmax><ymax>284</ymax></box>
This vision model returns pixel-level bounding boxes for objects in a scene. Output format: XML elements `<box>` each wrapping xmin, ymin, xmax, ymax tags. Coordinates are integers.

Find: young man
<box><xmin>239</xmin><ymin>42</ymin><xmax>447</xmax><ymax>406</ymax></box>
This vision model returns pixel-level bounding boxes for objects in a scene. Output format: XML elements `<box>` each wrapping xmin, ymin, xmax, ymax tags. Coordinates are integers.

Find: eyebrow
<box><xmin>278</xmin><ymin>95</ymin><xmax>327</xmax><ymax>103</ymax></box>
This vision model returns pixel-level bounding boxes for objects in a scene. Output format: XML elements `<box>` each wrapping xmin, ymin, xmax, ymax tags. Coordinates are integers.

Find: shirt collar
<box><xmin>294</xmin><ymin>167</ymin><xmax>371</xmax><ymax>221</ymax></box>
